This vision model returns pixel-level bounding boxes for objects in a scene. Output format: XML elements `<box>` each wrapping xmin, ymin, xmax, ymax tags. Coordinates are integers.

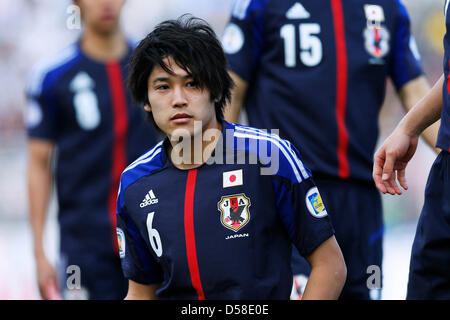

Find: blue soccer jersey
<box><xmin>223</xmin><ymin>0</ymin><xmax>424</xmax><ymax>181</ymax></box>
<box><xmin>116</xmin><ymin>121</ymin><xmax>335</xmax><ymax>299</ymax></box>
<box><xmin>438</xmin><ymin>0</ymin><xmax>450</xmax><ymax>152</ymax></box>
<box><xmin>26</xmin><ymin>42</ymin><xmax>159</xmax><ymax>258</ymax></box>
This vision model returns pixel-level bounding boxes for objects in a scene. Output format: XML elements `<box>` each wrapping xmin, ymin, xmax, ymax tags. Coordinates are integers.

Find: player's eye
<box><xmin>186</xmin><ymin>80</ymin><xmax>198</xmax><ymax>88</ymax></box>
<box><xmin>156</xmin><ymin>84</ymin><xmax>169</xmax><ymax>90</ymax></box>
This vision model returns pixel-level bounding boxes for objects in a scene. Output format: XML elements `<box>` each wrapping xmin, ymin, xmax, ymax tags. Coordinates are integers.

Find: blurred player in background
<box><xmin>222</xmin><ymin>0</ymin><xmax>440</xmax><ymax>299</ymax></box>
<box><xmin>25</xmin><ymin>0</ymin><xmax>159</xmax><ymax>299</ymax></box>
<box><xmin>373</xmin><ymin>0</ymin><xmax>450</xmax><ymax>300</ymax></box>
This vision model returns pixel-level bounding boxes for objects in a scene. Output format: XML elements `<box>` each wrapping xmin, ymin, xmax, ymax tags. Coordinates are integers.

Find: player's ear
<box><xmin>144</xmin><ymin>105</ymin><xmax>152</xmax><ymax>112</ymax></box>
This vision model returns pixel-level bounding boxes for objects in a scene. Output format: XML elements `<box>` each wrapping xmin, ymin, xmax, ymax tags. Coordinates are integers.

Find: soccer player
<box><xmin>26</xmin><ymin>0</ymin><xmax>159</xmax><ymax>299</ymax></box>
<box><xmin>222</xmin><ymin>0</ymin><xmax>440</xmax><ymax>299</ymax></box>
<box><xmin>373</xmin><ymin>1</ymin><xmax>450</xmax><ymax>300</ymax></box>
<box><xmin>116</xmin><ymin>15</ymin><xmax>346</xmax><ymax>300</ymax></box>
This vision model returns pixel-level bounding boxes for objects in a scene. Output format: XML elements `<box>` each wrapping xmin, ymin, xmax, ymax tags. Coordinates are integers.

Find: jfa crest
<box><xmin>217</xmin><ymin>194</ymin><xmax>251</xmax><ymax>232</ymax></box>
<box><xmin>364</xmin><ymin>26</ymin><xmax>390</xmax><ymax>59</ymax></box>
<box><xmin>363</xmin><ymin>4</ymin><xmax>390</xmax><ymax>59</ymax></box>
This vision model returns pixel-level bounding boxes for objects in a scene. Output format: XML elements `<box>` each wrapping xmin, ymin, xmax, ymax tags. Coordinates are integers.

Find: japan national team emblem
<box><xmin>218</xmin><ymin>194</ymin><xmax>251</xmax><ymax>232</ymax></box>
<box><xmin>305</xmin><ymin>187</ymin><xmax>328</xmax><ymax>218</ymax></box>
<box><xmin>364</xmin><ymin>5</ymin><xmax>385</xmax><ymax>24</ymax></box>
<box><xmin>363</xmin><ymin>4</ymin><xmax>390</xmax><ymax>60</ymax></box>
<box><xmin>364</xmin><ymin>26</ymin><xmax>390</xmax><ymax>59</ymax></box>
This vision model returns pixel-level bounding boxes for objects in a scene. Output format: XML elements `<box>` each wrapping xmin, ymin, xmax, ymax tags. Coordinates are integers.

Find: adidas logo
<box><xmin>286</xmin><ymin>2</ymin><xmax>310</xmax><ymax>20</ymax></box>
<box><xmin>140</xmin><ymin>189</ymin><xmax>158</xmax><ymax>208</ymax></box>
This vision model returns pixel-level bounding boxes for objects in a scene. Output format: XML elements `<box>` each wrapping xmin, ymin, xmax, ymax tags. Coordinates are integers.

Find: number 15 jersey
<box><xmin>223</xmin><ymin>0</ymin><xmax>423</xmax><ymax>181</ymax></box>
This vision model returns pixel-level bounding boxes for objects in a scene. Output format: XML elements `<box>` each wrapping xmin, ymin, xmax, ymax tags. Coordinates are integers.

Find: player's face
<box><xmin>75</xmin><ymin>0</ymin><xmax>125</xmax><ymax>35</ymax></box>
<box><xmin>146</xmin><ymin>56</ymin><xmax>218</xmax><ymax>139</ymax></box>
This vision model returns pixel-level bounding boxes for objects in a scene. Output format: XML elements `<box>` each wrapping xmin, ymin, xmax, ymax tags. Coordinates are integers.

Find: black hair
<box><xmin>128</xmin><ymin>14</ymin><xmax>234</xmax><ymax>123</ymax></box>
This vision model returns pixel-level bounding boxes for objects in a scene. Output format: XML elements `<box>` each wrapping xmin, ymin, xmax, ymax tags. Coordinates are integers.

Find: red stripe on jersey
<box><xmin>106</xmin><ymin>62</ymin><xmax>129</xmax><ymax>255</ymax></box>
<box><xmin>447</xmin><ymin>60</ymin><xmax>450</xmax><ymax>96</ymax></box>
<box><xmin>184</xmin><ymin>169</ymin><xmax>206</xmax><ymax>300</ymax></box>
<box><xmin>331</xmin><ymin>0</ymin><xmax>350</xmax><ymax>178</ymax></box>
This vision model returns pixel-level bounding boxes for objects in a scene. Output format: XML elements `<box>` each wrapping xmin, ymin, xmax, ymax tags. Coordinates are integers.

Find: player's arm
<box><xmin>373</xmin><ymin>74</ymin><xmax>444</xmax><ymax>195</ymax></box>
<box><xmin>399</xmin><ymin>76</ymin><xmax>441</xmax><ymax>153</ymax></box>
<box><xmin>302</xmin><ymin>236</ymin><xmax>346</xmax><ymax>300</ymax></box>
<box><xmin>27</xmin><ymin>138</ymin><xmax>58</xmax><ymax>299</ymax></box>
<box><xmin>125</xmin><ymin>280</ymin><xmax>160</xmax><ymax>300</ymax></box>
<box><xmin>224</xmin><ymin>70</ymin><xmax>248</xmax><ymax>123</ymax></box>
<box><xmin>117</xmin><ymin>192</ymin><xmax>165</xmax><ymax>299</ymax></box>
<box><xmin>222</xmin><ymin>0</ymin><xmax>264</xmax><ymax>124</ymax></box>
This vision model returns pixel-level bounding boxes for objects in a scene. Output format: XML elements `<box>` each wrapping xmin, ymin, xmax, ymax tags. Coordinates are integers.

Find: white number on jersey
<box><xmin>146</xmin><ymin>211</ymin><xmax>163</xmax><ymax>257</ymax></box>
<box><xmin>280</xmin><ymin>23</ymin><xmax>323</xmax><ymax>68</ymax></box>
<box><xmin>70</xmin><ymin>72</ymin><xmax>101</xmax><ymax>130</ymax></box>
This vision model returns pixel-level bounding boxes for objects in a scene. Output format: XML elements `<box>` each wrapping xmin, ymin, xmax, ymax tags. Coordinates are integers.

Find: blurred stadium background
<box><xmin>0</xmin><ymin>0</ymin><xmax>445</xmax><ymax>299</ymax></box>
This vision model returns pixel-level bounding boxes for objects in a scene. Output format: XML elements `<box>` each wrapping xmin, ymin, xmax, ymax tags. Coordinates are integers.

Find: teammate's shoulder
<box><xmin>26</xmin><ymin>43</ymin><xmax>81</xmax><ymax>96</ymax></box>
<box><xmin>230</xmin><ymin>0</ymin><xmax>270</xmax><ymax>20</ymax></box>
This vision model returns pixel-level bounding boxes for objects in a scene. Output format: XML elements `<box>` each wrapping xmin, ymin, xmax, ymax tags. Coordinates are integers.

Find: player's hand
<box><xmin>36</xmin><ymin>255</ymin><xmax>60</xmax><ymax>300</ymax></box>
<box><xmin>373</xmin><ymin>127</ymin><xmax>418</xmax><ymax>195</ymax></box>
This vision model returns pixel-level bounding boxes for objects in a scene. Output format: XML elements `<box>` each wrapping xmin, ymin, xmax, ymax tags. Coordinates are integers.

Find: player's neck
<box><xmin>80</xmin><ymin>26</ymin><xmax>128</xmax><ymax>63</ymax></box>
<box><xmin>168</xmin><ymin>120</ymin><xmax>223</xmax><ymax>170</ymax></box>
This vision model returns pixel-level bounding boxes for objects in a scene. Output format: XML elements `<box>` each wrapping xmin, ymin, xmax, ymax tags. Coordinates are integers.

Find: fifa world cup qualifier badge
<box><xmin>117</xmin><ymin>228</ymin><xmax>125</xmax><ymax>258</ymax></box>
<box><xmin>363</xmin><ymin>4</ymin><xmax>390</xmax><ymax>61</ymax></box>
<box><xmin>305</xmin><ymin>187</ymin><xmax>328</xmax><ymax>218</ymax></box>
<box><xmin>218</xmin><ymin>194</ymin><xmax>251</xmax><ymax>232</ymax></box>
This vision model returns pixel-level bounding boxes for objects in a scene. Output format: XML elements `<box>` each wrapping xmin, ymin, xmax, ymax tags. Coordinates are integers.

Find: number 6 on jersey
<box><xmin>147</xmin><ymin>212</ymin><xmax>163</xmax><ymax>257</ymax></box>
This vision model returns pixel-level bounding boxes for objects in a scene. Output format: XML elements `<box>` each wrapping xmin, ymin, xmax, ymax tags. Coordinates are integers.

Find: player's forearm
<box><xmin>421</xmin><ymin>120</ymin><xmax>441</xmax><ymax>153</ymax></box>
<box><xmin>302</xmin><ymin>262</ymin><xmax>346</xmax><ymax>300</ymax></box>
<box><xmin>399</xmin><ymin>75</ymin><xmax>441</xmax><ymax>152</ymax></box>
<box><xmin>125</xmin><ymin>281</ymin><xmax>159</xmax><ymax>300</ymax></box>
<box><xmin>302</xmin><ymin>236</ymin><xmax>346</xmax><ymax>300</ymax></box>
<box><xmin>398</xmin><ymin>74</ymin><xmax>444</xmax><ymax>138</ymax></box>
<box><xmin>224</xmin><ymin>71</ymin><xmax>248</xmax><ymax>123</ymax></box>
<box><xmin>27</xmin><ymin>156</ymin><xmax>52</xmax><ymax>258</ymax></box>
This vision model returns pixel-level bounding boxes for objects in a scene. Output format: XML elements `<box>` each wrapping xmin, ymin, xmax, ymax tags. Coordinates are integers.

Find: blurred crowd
<box><xmin>0</xmin><ymin>0</ymin><xmax>445</xmax><ymax>299</ymax></box>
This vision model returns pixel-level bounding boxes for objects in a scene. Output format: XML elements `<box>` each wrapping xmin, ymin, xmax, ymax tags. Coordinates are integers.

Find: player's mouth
<box><xmin>101</xmin><ymin>12</ymin><xmax>116</xmax><ymax>22</ymax></box>
<box><xmin>170</xmin><ymin>113</ymin><xmax>193</xmax><ymax>124</ymax></box>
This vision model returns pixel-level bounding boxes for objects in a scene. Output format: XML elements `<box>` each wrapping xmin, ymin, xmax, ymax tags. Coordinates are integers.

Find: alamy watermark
<box><xmin>66</xmin><ymin>5</ymin><xmax>81</xmax><ymax>30</ymax></box>
<box><xmin>66</xmin><ymin>264</ymin><xmax>81</xmax><ymax>290</ymax></box>
<box><xmin>366</xmin><ymin>265</ymin><xmax>381</xmax><ymax>290</ymax></box>
<box><xmin>168</xmin><ymin>121</ymin><xmax>281</xmax><ymax>176</ymax></box>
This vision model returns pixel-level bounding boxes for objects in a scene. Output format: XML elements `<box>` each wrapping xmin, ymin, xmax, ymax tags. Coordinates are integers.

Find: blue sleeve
<box><xmin>389</xmin><ymin>0</ymin><xmax>424</xmax><ymax>90</ymax></box>
<box><xmin>25</xmin><ymin>72</ymin><xmax>59</xmax><ymax>141</ymax></box>
<box><xmin>222</xmin><ymin>0</ymin><xmax>267</xmax><ymax>81</ymax></box>
<box><xmin>116</xmin><ymin>204</ymin><xmax>164</xmax><ymax>285</ymax></box>
<box><xmin>272</xmin><ymin>176</ymin><xmax>335</xmax><ymax>257</ymax></box>
<box><xmin>267</xmin><ymin>139</ymin><xmax>335</xmax><ymax>257</ymax></box>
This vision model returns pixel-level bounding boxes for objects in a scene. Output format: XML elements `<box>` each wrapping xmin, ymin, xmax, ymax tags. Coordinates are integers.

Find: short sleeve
<box><xmin>25</xmin><ymin>71</ymin><xmax>58</xmax><ymax>141</ymax></box>
<box><xmin>389</xmin><ymin>0</ymin><xmax>424</xmax><ymax>90</ymax></box>
<box><xmin>270</xmin><ymin>141</ymin><xmax>335</xmax><ymax>257</ymax></box>
<box><xmin>222</xmin><ymin>0</ymin><xmax>267</xmax><ymax>81</ymax></box>
<box><xmin>116</xmin><ymin>206</ymin><xmax>164</xmax><ymax>285</ymax></box>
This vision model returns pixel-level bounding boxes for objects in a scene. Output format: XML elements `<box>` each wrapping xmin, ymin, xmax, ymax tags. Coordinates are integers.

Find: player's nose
<box><xmin>172</xmin><ymin>86</ymin><xmax>188</xmax><ymax>107</ymax></box>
